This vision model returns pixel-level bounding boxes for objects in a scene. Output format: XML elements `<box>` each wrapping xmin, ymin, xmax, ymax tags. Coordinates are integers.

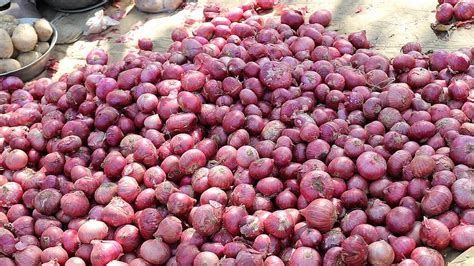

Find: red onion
<box><xmin>193</xmin><ymin>251</ymin><xmax>220</xmax><ymax>265</ymax></box>
<box><xmin>300</xmin><ymin>199</ymin><xmax>337</xmax><ymax>233</ymax></box>
<box><xmin>421</xmin><ymin>185</ymin><xmax>453</xmax><ymax>216</ymax></box>
<box><xmin>341</xmin><ymin>235</ymin><xmax>368</xmax><ymax>265</ymax></box>
<box><xmin>461</xmin><ymin>209</ymin><xmax>474</xmax><ymax>225</ymax></box>
<box><xmin>436</xmin><ymin>3</ymin><xmax>455</xmax><ymax>23</ymax></box>
<box><xmin>62</xmin><ymin>229</ymin><xmax>80</xmax><ymax>254</ymax></box>
<box><xmin>341</xmin><ymin>188</ymin><xmax>368</xmax><ymax>209</ymax></box>
<box><xmin>114</xmin><ymin>224</ymin><xmax>141</xmax><ymax>252</ymax></box>
<box><xmin>410</xmin><ymin>247</ymin><xmax>444</xmax><ymax>266</ymax></box>
<box><xmin>288</xmin><ymin>247</ymin><xmax>321</xmax><ymax>265</ymax></box>
<box><xmin>167</xmin><ymin>192</ymin><xmax>195</xmax><ymax>216</ymax></box>
<box><xmin>14</xmin><ymin>245</ymin><xmax>42</xmax><ymax>265</ymax></box>
<box><xmin>341</xmin><ymin>209</ymin><xmax>367</xmax><ymax>235</ymax></box>
<box><xmin>222</xmin><ymin>206</ymin><xmax>247</xmax><ymax>236</ymax></box>
<box><xmin>264</xmin><ymin>210</ymin><xmax>295</xmax><ymax>239</ymax></box>
<box><xmin>389</xmin><ymin>236</ymin><xmax>417</xmax><ymax>262</ymax></box>
<box><xmin>154</xmin><ymin>215</ymin><xmax>182</xmax><ymax>244</ymax></box>
<box><xmin>351</xmin><ymin>224</ymin><xmax>380</xmax><ymax>244</ymax></box>
<box><xmin>451</xmin><ymin>178</ymin><xmax>474</xmax><ymax>209</ymax></box>
<box><xmin>367</xmin><ymin>240</ymin><xmax>394</xmax><ymax>265</ymax></box>
<box><xmin>40</xmin><ymin>226</ymin><xmax>63</xmax><ymax>249</ymax></box>
<box><xmin>356</xmin><ymin>151</ymin><xmax>387</xmax><ymax>181</ymax></box>
<box><xmin>383</xmin><ymin>182</ymin><xmax>407</xmax><ymax>206</ymax></box>
<box><xmin>190</xmin><ymin>202</ymin><xmax>223</xmax><ymax>236</ymax></box>
<box><xmin>450</xmin><ymin>225</ymin><xmax>474</xmax><ymax>251</ymax></box>
<box><xmin>33</xmin><ymin>188</ymin><xmax>62</xmax><ymax>216</ymax></box>
<box><xmin>419</xmin><ymin>218</ymin><xmax>450</xmax><ymax>250</ymax></box>
<box><xmin>102</xmin><ymin>197</ymin><xmax>134</xmax><ymax>227</ymax></box>
<box><xmin>322</xmin><ymin>246</ymin><xmax>344</xmax><ymax>265</ymax></box>
<box><xmin>139</xmin><ymin>239</ymin><xmax>170</xmax><ymax>264</ymax></box>
<box><xmin>365</xmin><ymin>199</ymin><xmax>391</xmax><ymax>225</ymax></box>
<box><xmin>60</xmin><ymin>191</ymin><xmax>90</xmax><ymax>218</ymax></box>
<box><xmin>41</xmin><ymin>246</ymin><xmax>68</xmax><ymax>264</ymax></box>
<box><xmin>0</xmin><ymin>4</ymin><xmax>473</xmax><ymax>263</ymax></box>
<box><xmin>176</xmin><ymin>243</ymin><xmax>200</xmax><ymax>264</ymax></box>
<box><xmin>300</xmin><ymin>170</ymin><xmax>334</xmax><ymax>201</ymax></box>
<box><xmin>386</xmin><ymin>207</ymin><xmax>416</xmax><ymax>235</ymax></box>
<box><xmin>309</xmin><ymin>9</ymin><xmax>332</xmax><ymax>26</ymax></box>
<box><xmin>299</xmin><ymin>228</ymin><xmax>322</xmax><ymax>248</ymax></box>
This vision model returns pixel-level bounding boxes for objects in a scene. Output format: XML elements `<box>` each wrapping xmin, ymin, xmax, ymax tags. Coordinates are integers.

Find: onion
<box><xmin>167</xmin><ymin>192</ymin><xmax>195</xmax><ymax>216</ymax></box>
<box><xmin>368</xmin><ymin>240</ymin><xmax>395</xmax><ymax>265</ymax></box>
<box><xmin>14</xmin><ymin>245</ymin><xmax>42</xmax><ymax>265</ymax></box>
<box><xmin>155</xmin><ymin>215</ymin><xmax>182</xmax><ymax>244</ymax></box>
<box><xmin>410</xmin><ymin>247</ymin><xmax>444</xmax><ymax>266</ymax></box>
<box><xmin>190</xmin><ymin>202</ymin><xmax>223</xmax><ymax>236</ymax></box>
<box><xmin>41</xmin><ymin>246</ymin><xmax>68</xmax><ymax>264</ymax></box>
<box><xmin>33</xmin><ymin>188</ymin><xmax>62</xmax><ymax>216</ymax></box>
<box><xmin>90</xmin><ymin>240</ymin><xmax>123</xmax><ymax>266</ymax></box>
<box><xmin>139</xmin><ymin>239</ymin><xmax>170</xmax><ymax>264</ymax></box>
<box><xmin>300</xmin><ymin>170</ymin><xmax>334</xmax><ymax>201</ymax></box>
<box><xmin>421</xmin><ymin>185</ymin><xmax>452</xmax><ymax>216</ymax></box>
<box><xmin>448</xmin><ymin>51</ymin><xmax>471</xmax><ymax>72</ymax></box>
<box><xmin>0</xmin><ymin>4</ymin><xmax>473</xmax><ymax>263</ymax></box>
<box><xmin>383</xmin><ymin>182</ymin><xmax>407</xmax><ymax>206</ymax></box>
<box><xmin>289</xmin><ymin>247</ymin><xmax>322</xmax><ymax>265</ymax></box>
<box><xmin>114</xmin><ymin>224</ymin><xmax>141</xmax><ymax>252</ymax></box>
<box><xmin>351</xmin><ymin>224</ymin><xmax>380</xmax><ymax>244</ymax></box>
<box><xmin>300</xmin><ymin>198</ymin><xmax>337</xmax><ymax>233</ymax></box>
<box><xmin>60</xmin><ymin>191</ymin><xmax>90</xmax><ymax>218</ymax></box>
<box><xmin>176</xmin><ymin>243</ymin><xmax>200</xmax><ymax>264</ymax></box>
<box><xmin>309</xmin><ymin>9</ymin><xmax>332</xmax><ymax>27</ymax></box>
<box><xmin>40</xmin><ymin>226</ymin><xmax>63</xmax><ymax>249</ymax></box>
<box><xmin>341</xmin><ymin>235</ymin><xmax>368</xmax><ymax>266</ymax></box>
<box><xmin>340</xmin><ymin>209</ymin><xmax>367</xmax><ymax>235</ymax></box>
<box><xmin>341</xmin><ymin>188</ymin><xmax>368</xmax><ymax>209</ymax></box>
<box><xmin>365</xmin><ymin>199</ymin><xmax>391</xmax><ymax>225</ymax></box>
<box><xmin>356</xmin><ymin>151</ymin><xmax>387</xmax><ymax>181</ymax></box>
<box><xmin>419</xmin><ymin>219</ymin><xmax>450</xmax><ymax>250</ymax></box>
<box><xmin>193</xmin><ymin>251</ymin><xmax>220</xmax><ymax>265</ymax></box>
<box><xmin>389</xmin><ymin>236</ymin><xmax>417</xmax><ymax>262</ymax></box>
<box><xmin>322</xmin><ymin>246</ymin><xmax>344</xmax><ymax>265</ymax></box>
<box><xmin>386</xmin><ymin>207</ymin><xmax>415</xmax><ymax>235</ymax></box>
<box><xmin>299</xmin><ymin>228</ymin><xmax>322</xmax><ymax>248</ymax></box>
<box><xmin>264</xmin><ymin>210</ymin><xmax>295</xmax><ymax>239</ymax></box>
<box><xmin>451</xmin><ymin>176</ymin><xmax>474</xmax><ymax>209</ymax></box>
<box><xmin>450</xmin><ymin>225</ymin><xmax>474</xmax><ymax>251</ymax></box>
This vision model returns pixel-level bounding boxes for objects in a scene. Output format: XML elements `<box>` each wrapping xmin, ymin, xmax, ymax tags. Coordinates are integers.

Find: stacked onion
<box><xmin>0</xmin><ymin>1</ymin><xmax>473</xmax><ymax>265</ymax></box>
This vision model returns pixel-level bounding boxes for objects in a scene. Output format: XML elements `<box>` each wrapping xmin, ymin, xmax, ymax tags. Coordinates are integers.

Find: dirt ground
<box><xmin>48</xmin><ymin>0</ymin><xmax>474</xmax><ymax>79</ymax></box>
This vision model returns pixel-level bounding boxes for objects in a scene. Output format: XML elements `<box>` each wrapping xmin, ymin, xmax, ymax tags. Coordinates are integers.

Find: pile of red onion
<box><xmin>435</xmin><ymin>0</ymin><xmax>474</xmax><ymax>24</ymax></box>
<box><xmin>0</xmin><ymin>1</ymin><xmax>473</xmax><ymax>265</ymax></box>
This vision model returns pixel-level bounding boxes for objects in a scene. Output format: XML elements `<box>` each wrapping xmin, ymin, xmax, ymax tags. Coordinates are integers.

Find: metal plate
<box><xmin>0</xmin><ymin>18</ymin><xmax>58</xmax><ymax>81</ymax></box>
<box><xmin>52</xmin><ymin>0</ymin><xmax>108</xmax><ymax>13</ymax></box>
